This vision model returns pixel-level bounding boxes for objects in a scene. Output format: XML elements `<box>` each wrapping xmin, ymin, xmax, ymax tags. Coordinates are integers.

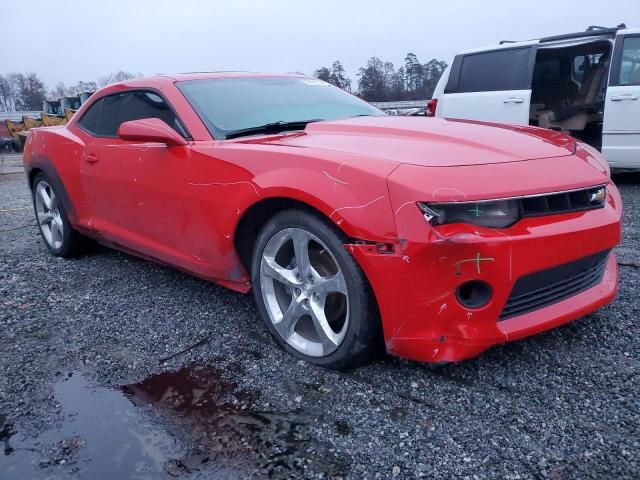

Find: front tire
<box><xmin>32</xmin><ymin>173</ymin><xmax>86</xmax><ymax>257</ymax></box>
<box><xmin>251</xmin><ymin>209</ymin><xmax>383</xmax><ymax>369</ymax></box>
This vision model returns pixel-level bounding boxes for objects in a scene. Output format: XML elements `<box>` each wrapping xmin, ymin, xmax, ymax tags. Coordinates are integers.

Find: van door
<box><xmin>602</xmin><ymin>34</ymin><xmax>640</xmax><ymax>168</ymax></box>
<box><xmin>438</xmin><ymin>43</ymin><xmax>538</xmax><ymax>125</ymax></box>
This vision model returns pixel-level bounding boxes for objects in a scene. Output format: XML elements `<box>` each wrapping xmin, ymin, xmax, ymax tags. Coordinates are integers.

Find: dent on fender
<box><xmin>349</xmin><ymin>164</ymin><xmax>621</xmax><ymax>362</ymax></box>
<box><xmin>175</xmin><ymin>145</ymin><xmax>400</xmax><ymax>293</ymax></box>
<box><xmin>347</xmin><ymin>232</ymin><xmax>510</xmax><ymax>363</ymax></box>
<box><xmin>338</xmin><ymin>177</ymin><xmax>512</xmax><ymax>360</ymax></box>
<box><xmin>190</xmin><ymin>144</ymin><xmax>399</xmax><ymax>244</ymax></box>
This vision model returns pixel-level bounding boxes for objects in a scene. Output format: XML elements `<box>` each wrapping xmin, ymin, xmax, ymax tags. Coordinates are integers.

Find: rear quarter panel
<box><xmin>24</xmin><ymin>127</ymin><xmax>87</xmax><ymax>223</ymax></box>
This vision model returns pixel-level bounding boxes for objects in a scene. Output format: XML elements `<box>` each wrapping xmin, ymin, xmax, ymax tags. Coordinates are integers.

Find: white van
<box><xmin>431</xmin><ymin>25</ymin><xmax>640</xmax><ymax>169</ymax></box>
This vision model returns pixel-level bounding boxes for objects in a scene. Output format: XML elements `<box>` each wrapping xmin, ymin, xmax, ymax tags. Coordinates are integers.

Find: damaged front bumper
<box><xmin>348</xmin><ymin>182</ymin><xmax>622</xmax><ymax>363</ymax></box>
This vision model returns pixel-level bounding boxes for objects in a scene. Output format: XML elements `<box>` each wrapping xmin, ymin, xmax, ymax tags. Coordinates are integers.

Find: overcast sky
<box><xmin>3</xmin><ymin>0</ymin><xmax>639</xmax><ymax>89</ymax></box>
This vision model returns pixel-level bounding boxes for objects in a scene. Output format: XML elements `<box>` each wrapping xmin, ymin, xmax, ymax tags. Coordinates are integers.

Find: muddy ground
<box><xmin>1</xmin><ymin>168</ymin><xmax>639</xmax><ymax>479</ymax></box>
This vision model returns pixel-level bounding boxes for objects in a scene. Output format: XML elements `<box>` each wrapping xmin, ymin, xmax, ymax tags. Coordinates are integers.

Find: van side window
<box><xmin>573</xmin><ymin>56</ymin><xmax>588</xmax><ymax>83</ymax></box>
<box><xmin>533</xmin><ymin>59</ymin><xmax>561</xmax><ymax>85</ymax></box>
<box><xmin>448</xmin><ymin>47</ymin><xmax>533</xmax><ymax>93</ymax></box>
<box><xmin>97</xmin><ymin>91</ymin><xmax>188</xmax><ymax>138</ymax></box>
<box><xmin>618</xmin><ymin>37</ymin><xmax>640</xmax><ymax>86</ymax></box>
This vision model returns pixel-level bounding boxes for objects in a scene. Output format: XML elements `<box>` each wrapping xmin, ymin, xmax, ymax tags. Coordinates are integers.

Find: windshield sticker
<box><xmin>300</xmin><ymin>79</ymin><xmax>330</xmax><ymax>86</ymax></box>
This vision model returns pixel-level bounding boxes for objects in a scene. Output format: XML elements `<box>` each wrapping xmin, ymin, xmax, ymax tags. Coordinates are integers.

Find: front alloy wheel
<box><xmin>260</xmin><ymin>227</ymin><xmax>349</xmax><ymax>357</ymax></box>
<box><xmin>251</xmin><ymin>209</ymin><xmax>383</xmax><ymax>369</ymax></box>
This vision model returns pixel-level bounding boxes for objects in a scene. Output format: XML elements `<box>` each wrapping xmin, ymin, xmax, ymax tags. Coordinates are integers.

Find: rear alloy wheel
<box><xmin>34</xmin><ymin>180</ymin><xmax>65</xmax><ymax>250</ymax></box>
<box><xmin>251</xmin><ymin>209</ymin><xmax>382</xmax><ymax>369</ymax></box>
<box><xmin>32</xmin><ymin>173</ymin><xmax>86</xmax><ymax>257</ymax></box>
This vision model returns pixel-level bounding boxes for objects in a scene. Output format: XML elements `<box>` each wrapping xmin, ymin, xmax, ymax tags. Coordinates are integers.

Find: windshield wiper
<box><xmin>224</xmin><ymin>119</ymin><xmax>323</xmax><ymax>139</ymax></box>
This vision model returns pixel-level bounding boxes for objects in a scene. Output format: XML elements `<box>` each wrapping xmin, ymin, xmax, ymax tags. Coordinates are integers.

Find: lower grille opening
<box><xmin>499</xmin><ymin>250</ymin><xmax>610</xmax><ymax>321</ymax></box>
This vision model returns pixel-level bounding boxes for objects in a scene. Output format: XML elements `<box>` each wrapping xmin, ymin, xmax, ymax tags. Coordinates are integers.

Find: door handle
<box><xmin>503</xmin><ymin>97</ymin><xmax>525</xmax><ymax>104</ymax></box>
<box><xmin>611</xmin><ymin>94</ymin><xmax>639</xmax><ymax>101</ymax></box>
<box><xmin>85</xmin><ymin>153</ymin><xmax>99</xmax><ymax>164</ymax></box>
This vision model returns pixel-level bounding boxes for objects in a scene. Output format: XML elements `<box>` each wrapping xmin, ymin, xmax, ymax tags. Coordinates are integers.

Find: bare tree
<box><xmin>98</xmin><ymin>71</ymin><xmax>142</xmax><ymax>87</ymax></box>
<box><xmin>0</xmin><ymin>74</ymin><xmax>14</xmax><ymax>111</ymax></box>
<box><xmin>18</xmin><ymin>73</ymin><xmax>47</xmax><ymax>110</ymax></box>
<box><xmin>50</xmin><ymin>82</ymin><xmax>66</xmax><ymax>100</ymax></box>
<box><xmin>66</xmin><ymin>80</ymin><xmax>98</xmax><ymax>96</ymax></box>
<box><xmin>5</xmin><ymin>73</ymin><xmax>24</xmax><ymax>110</ymax></box>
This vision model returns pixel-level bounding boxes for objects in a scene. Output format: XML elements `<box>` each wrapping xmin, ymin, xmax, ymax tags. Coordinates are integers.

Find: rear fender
<box><xmin>27</xmin><ymin>154</ymin><xmax>79</xmax><ymax>224</ymax></box>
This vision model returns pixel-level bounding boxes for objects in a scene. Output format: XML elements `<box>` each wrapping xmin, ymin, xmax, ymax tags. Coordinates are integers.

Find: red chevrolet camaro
<box><xmin>23</xmin><ymin>73</ymin><xmax>622</xmax><ymax>368</ymax></box>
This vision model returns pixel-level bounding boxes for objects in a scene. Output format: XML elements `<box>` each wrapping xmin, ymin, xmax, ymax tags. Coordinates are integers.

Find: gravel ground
<box><xmin>0</xmin><ymin>170</ymin><xmax>639</xmax><ymax>479</ymax></box>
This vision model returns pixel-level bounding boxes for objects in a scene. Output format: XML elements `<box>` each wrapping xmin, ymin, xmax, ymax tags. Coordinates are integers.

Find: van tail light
<box><xmin>426</xmin><ymin>99</ymin><xmax>438</xmax><ymax>117</ymax></box>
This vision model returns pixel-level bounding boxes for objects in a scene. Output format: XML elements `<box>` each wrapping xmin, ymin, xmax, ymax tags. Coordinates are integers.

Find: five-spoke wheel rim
<box><xmin>34</xmin><ymin>180</ymin><xmax>64</xmax><ymax>250</ymax></box>
<box><xmin>260</xmin><ymin>227</ymin><xmax>349</xmax><ymax>357</ymax></box>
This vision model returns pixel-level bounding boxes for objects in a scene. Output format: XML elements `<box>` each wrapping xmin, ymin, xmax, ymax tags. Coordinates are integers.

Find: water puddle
<box><xmin>0</xmin><ymin>367</ymin><xmax>349</xmax><ymax>479</ymax></box>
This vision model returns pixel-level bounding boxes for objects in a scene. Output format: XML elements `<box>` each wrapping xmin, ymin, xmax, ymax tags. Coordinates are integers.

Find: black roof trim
<box><xmin>499</xmin><ymin>24</ymin><xmax>626</xmax><ymax>45</ymax></box>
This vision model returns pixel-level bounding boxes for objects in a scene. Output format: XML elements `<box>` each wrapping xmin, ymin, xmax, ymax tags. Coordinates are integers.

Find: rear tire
<box><xmin>32</xmin><ymin>173</ymin><xmax>87</xmax><ymax>257</ymax></box>
<box><xmin>251</xmin><ymin>209</ymin><xmax>383</xmax><ymax>369</ymax></box>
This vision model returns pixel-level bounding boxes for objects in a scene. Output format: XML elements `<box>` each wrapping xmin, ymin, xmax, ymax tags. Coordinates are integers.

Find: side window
<box><xmin>533</xmin><ymin>59</ymin><xmax>561</xmax><ymax>85</ymax></box>
<box><xmin>77</xmin><ymin>98</ymin><xmax>103</xmax><ymax>135</ymax></box>
<box><xmin>447</xmin><ymin>47</ymin><xmax>533</xmax><ymax>93</ymax></box>
<box><xmin>573</xmin><ymin>56</ymin><xmax>588</xmax><ymax>83</ymax></box>
<box><xmin>618</xmin><ymin>36</ymin><xmax>640</xmax><ymax>86</ymax></box>
<box><xmin>96</xmin><ymin>90</ymin><xmax>188</xmax><ymax>137</ymax></box>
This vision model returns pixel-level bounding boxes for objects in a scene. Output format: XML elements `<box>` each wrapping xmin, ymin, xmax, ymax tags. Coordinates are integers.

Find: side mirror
<box><xmin>117</xmin><ymin>118</ymin><xmax>187</xmax><ymax>146</ymax></box>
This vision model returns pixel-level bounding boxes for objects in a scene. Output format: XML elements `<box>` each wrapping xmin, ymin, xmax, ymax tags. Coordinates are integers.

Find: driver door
<box><xmin>82</xmin><ymin>90</ymin><xmax>199</xmax><ymax>267</ymax></box>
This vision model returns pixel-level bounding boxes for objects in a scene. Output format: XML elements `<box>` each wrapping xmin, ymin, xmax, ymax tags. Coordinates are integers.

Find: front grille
<box><xmin>519</xmin><ymin>186</ymin><xmax>606</xmax><ymax>218</ymax></box>
<box><xmin>499</xmin><ymin>250</ymin><xmax>610</xmax><ymax>321</ymax></box>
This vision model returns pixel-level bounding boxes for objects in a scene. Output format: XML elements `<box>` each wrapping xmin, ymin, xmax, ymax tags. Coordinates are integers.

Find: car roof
<box><xmin>108</xmin><ymin>71</ymin><xmax>306</xmax><ymax>89</ymax></box>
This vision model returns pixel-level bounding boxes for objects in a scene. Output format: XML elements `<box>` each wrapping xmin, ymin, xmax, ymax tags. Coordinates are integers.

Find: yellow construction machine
<box><xmin>3</xmin><ymin>90</ymin><xmax>94</xmax><ymax>151</ymax></box>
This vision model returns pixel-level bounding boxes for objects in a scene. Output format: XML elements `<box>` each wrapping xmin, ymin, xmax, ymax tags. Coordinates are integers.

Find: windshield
<box><xmin>176</xmin><ymin>76</ymin><xmax>384</xmax><ymax>139</ymax></box>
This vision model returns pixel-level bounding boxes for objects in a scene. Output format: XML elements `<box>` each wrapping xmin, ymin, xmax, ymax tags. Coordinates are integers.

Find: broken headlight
<box><xmin>418</xmin><ymin>200</ymin><xmax>520</xmax><ymax>228</ymax></box>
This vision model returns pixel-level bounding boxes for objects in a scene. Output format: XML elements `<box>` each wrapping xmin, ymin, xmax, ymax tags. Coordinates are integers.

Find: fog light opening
<box><xmin>456</xmin><ymin>281</ymin><xmax>492</xmax><ymax>309</ymax></box>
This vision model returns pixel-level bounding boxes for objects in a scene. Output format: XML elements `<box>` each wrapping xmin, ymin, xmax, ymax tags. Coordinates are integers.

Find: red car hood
<box><xmin>258</xmin><ymin>116</ymin><xmax>576</xmax><ymax>167</ymax></box>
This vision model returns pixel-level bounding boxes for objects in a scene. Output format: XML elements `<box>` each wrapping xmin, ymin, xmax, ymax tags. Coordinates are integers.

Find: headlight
<box><xmin>418</xmin><ymin>200</ymin><xmax>520</xmax><ymax>228</ymax></box>
<box><xmin>589</xmin><ymin>186</ymin><xmax>607</xmax><ymax>205</ymax></box>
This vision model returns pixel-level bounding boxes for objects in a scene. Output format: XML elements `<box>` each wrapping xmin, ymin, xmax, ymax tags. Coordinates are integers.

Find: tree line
<box><xmin>0</xmin><ymin>73</ymin><xmax>46</xmax><ymax>111</ymax></box>
<box><xmin>0</xmin><ymin>52</ymin><xmax>447</xmax><ymax>112</ymax></box>
<box><xmin>0</xmin><ymin>71</ymin><xmax>141</xmax><ymax>112</ymax></box>
<box><xmin>314</xmin><ymin>53</ymin><xmax>447</xmax><ymax>102</ymax></box>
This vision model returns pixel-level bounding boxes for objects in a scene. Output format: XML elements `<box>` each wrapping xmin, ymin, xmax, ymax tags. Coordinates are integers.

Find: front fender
<box><xmin>191</xmin><ymin>143</ymin><xmax>400</xmax><ymax>244</ymax></box>
<box><xmin>251</xmin><ymin>167</ymin><xmax>397</xmax><ymax>242</ymax></box>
